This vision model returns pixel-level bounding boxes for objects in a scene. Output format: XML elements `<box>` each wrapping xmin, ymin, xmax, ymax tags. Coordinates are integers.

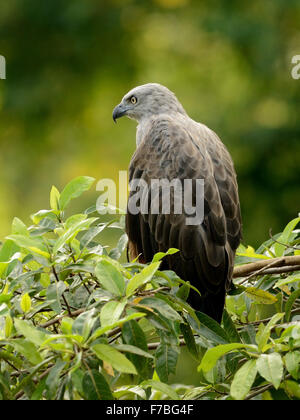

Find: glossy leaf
<box><xmin>142</xmin><ymin>380</ymin><xmax>179</xmax><ymax>400</ymax></box>
<box><xmin>50</xmin><ymin>186</ymin><xmax>60</xmax><ymax>211</ymax></box>
<box><xmin>284</xmin><ymin>351</ymin><xmax>300</xmax><ymax>380</ymax></box>
<box><xmin>198</xmin><ymin>343</ymin><xmax>257</xmax><ymax>373</ymax></box>
<box><xmin>59</xmin><ymin>176</ymin><xmax>95</xmax><ymax>211</ymax></box>
<box><xmin>274</xmin><ymin>217</ymin><xmax>300</xmax><ymax>257</ymax></box>
<box><xmin>20</xmin><ymin>293</ymin><xmax>32</xmax><ymax>313</ymax></box>
<box><xmin>82</xmin><ymin>369</ymin><xmax>113</xmax><ymax>400</ymax></box>
<box><xmin>91</xmin><ymin>344</ymin><xmax>137</xmax><ymax>375</ymax></box>
<box><xmin>139</xmin><ymin>297</ymin><xmax>182</xmax><ymax>322</ymax></box>
<box><xmin>245</xmin><ymin>287</ymin><xmax>277</xmax><ymax>305</ymax></box>
<box><xmin>14</xmin><ymin>318</ymin><xmax>48</xmax><ymax>346</ymax></box>
<box><xmin>126</xmin><ymin>261</ymin><xmax>161</xmax><ymax>297</ymax></box>
<box><xmin>100</xmin><ymin>301</ymin><xmax>126</xmax><ymax>327</ymax></box>
<box><xmin>155</xmin><ymin>343</ymin><xmax>179</xmax><ymax>382</ymax></box>
<box><xmin>95</xmin><ymin>259</ymin><xmax>125</xmax><ymax>296</ymax></box>
<box><xmin>230</xmin><ymin>359</ymin><xmax>257</xmax><ymax>400</ymax></box>
<box><xmin>256</xmin><ymin>353</ymin><xmax>283</xmax><ymax>389</ymax></box>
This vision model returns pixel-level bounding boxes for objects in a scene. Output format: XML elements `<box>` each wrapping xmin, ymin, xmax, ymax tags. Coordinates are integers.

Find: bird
<box><xmin>112</xmin><ymin>83</ymin><xmax>242</xmax><ymax>323</ymax></box>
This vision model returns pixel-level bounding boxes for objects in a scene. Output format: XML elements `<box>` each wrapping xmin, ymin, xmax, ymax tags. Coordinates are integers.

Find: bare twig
<box><xmin>69</xmin><ymin>244</ymin><xmax>91</xmax><ymax>295</ymax></box>
<box><xmin>244</xmin><ymin>374</ymin><xmax>292</xmax><ymax>400</ymax></box>
<box><xmin>137</xmin><ymin>286</ymin><xmax>170</xmax><ymax>297</ymax></box>
<box><xmin>238</xmin><ymin>258</ymin><xmax>286</xmax><ymax>284</ymax></box>
<box><xmin>147</xmin><ymin>338</ymin><xmax>186</xmax><ymax>351</ymax></box>
<box><xmin>40</xmin><ymin>308</ymin><xmax>85</xmax><ymax>329</ymax></box>
<box><xmin>52</xmin><ymin>266</ymin><xmax>60</xmax><ymax>283</ymax></box>
<box><xmin>260</xmin><ymin>265</ymin><xmax>300</xmax><ymax>275</ymax></box>
<box><xmin>233</xmin><ymin>255</ymin><xmax>300</xmax><ymax>279</ymax></box>
<box><xmin>62</xmin><ymin>293</ymin><xmax>72</xmax><ymax>316</ymax></box>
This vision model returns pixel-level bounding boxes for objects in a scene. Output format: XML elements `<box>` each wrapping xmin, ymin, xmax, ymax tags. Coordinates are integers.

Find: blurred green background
<box><xmin>0</xmin><ymin>0</ymin><xmax>299</xmax><ymax>248</ymax></box>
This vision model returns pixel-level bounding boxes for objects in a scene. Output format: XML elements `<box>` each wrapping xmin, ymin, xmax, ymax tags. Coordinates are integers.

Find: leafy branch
<box><xmin>0</xmin><ymin>177</ymin><xmax>299</xmax><ymax>400</ymax></box>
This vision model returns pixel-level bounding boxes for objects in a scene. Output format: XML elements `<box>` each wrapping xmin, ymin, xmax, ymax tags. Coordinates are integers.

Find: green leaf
<box><xmin>95</xmin><ymin>259</ymin><xmax>125</xmax><ymax>296</ymax></box>
<box><xmin>59</xmin><ymin>176</ymin><xmax>95</xmax><ymax>210</ymax></box>
<box><xmin>113</xmin><ymin>344</ymin><xmax>154</xmax><ymax>359</ymax></box>
<box><xmin>142</xmin><ymin>380</ymin><xmax>179</xmax><ymax>400</ymax></box>
<box><xmin>0</xmin><ymin>292</ymin><xmax>13</xmax><ymax>304</ymax></box>
<box><xmin>82</xmin><ymin>369</ymin><xmax>113</xmax><ymax>400</ymax></box>
<box><xmin>45</xmin><ymin>360</ymin><xmax>66</xmax><ymax>399</ymax></box>
<box><xmin>14</xmin><ymin>319</ymin><xmax>48</xmax><ymax>346</ymax></box>
<box><xmin>12</xmin><ymin>217</ymin><xmax>28</xmax><ymax>236</ymax></box>
<box><xmin>46</xmin><ymin>281</ymin><xmax>67</xmax><ymax>313</ymax></box>
<box><xmin>155</xmin><ymin>343</ymin><xmax>179</xmax><ymax>382</ymax></box>
<box><xmin>274</xmin><ymin>274</ymin><xmax>300</xmax><ymax>288</ymax></box>
<box><xmin>65</xmin><ymin>214</ymin><xmax>87</xmax><ymax>229</ymax></box>
<box><xmin>5</xmin><ymin>315</ymin><xmax>13</xmax><ymax>338</ymax></box>
<box><xmin>100</xmin><ymin>301</ymin><xmax>126</xmax><ymax>328</ymax></box>
<box><xmin>31</xmin><ymin>209</ymin><xmax>55</xmax><ymax>224</ymax></box>
<box><xmin>50</xmin><ymin>186</ymin><xmax>60</xmax><ymax>211</ymax></box>
<box><xmin>195</xmin><ymin>312</ymin><xmax>229</xmax><ymax>344</ymax></box>
<box><xmin>256</xmin><ymin>353</ymin><xmax>283</xmax><ymax>389</ymax></box>
<box><xmin>222</xmin><ymin>309</ymin><xmax>241</xmax><ymax>343</ymax></box>
<box><xmin>236</xmin><ymin>245</ymin><xmax>270</xmax><ymax>260</ymax></box>
<box><xmin>31</xmin><ymin>377</ymin><xmax>47</xmax><ymax>401</ymax></box>
<box><xmin>72</xmin><ymin>309</ymin><xmax>97</xmax><ymax>341</ymax></box>
<box><xmin>284</xmin><ymin>351</ymin><xmax>300</xmax><ymax>380</ymax></box>
<box><xmin>139</xmin><ymin>297</ymin><xmax>182</xmax><ymax>322</ymax></box>
<box><xmin>245</xmin><ymin>287</ymin><xmax>277</xmax><ymax>305</ymax></box>
<box><xmin>88</xmin><ymin>312</ymin><xmax>146</xmax><ymax>344</ymax></box>
<box><xmin>11</xmin><ymin>339</ymin><xmax>43</xmax><ymax>365</ymax></box>
<box><xmin>20</xmin><ymin>293</ymin><xmax>32</xmax><ymax>313</ymax></box>
<box><xmin>198</xmin><ymin>343</ymin><xmax>257</xmax><ymax>373</ymax></box>
<box><xmin>256</xmin><ymin>313</ymin><xmax>284</xmax><ymax>352</ymax></box>
<box><xmin>122</xmin><ymin>320</ymin><xmax>152</xmax><ymax>379</ymax></box>
<box><xmin>59</xmin><ymin>317</ymin><xmax>73</xmax><ymax>336</ymax></box>
<box><xmin>176</xmin><ymin>282</ymin><xmax>190</xmax><ymax>301</ymax></box>
<box><xmin>40</xmin><ymin>273</ymin><xmax>51</xmax><ymax>288</ymax></box>
<box><xmin>0</xmin><ymin>240</ymin><xmax>21</xmax><ymax>278</ymax></box>
<box><xmin>284</xmin><ymin>380</ymin><xmax>300</xmax><ymax>399</ymax></box>
<box><xmin>109</xmin><ymin>233</ymin><xmax>128</xmax><ymax>260</ymax></box>
<box><xmin>53</xmin><ymin>217</ymin><xmax>97</xmax><ymax>254</ymax></box>
<box><xmin>112</xmin><ymin>385</ymin><xmax>146</xmax><ymax>400</ymax></box>
<box><xmin>180</xmin><ymin>323</ymin><xmax>199</xmax><ymax>359</ymax></box>
<box><xmin>230</xmin><ymin>359</ymin><xmax>257</xmax><ymax>400</ymax></box>
<box><xmin>152</xmin><ymin>248</ymin><xmax>179</xmax><ymax>263</ymax></box>
<box><xmin>126</xmin><ymin>261</ymin><xmax>161</xmax><ymax>297</ymax></box>
<box><xmin>6</xmin><ymin>234</ymin><xmax>50</xmax><ymax>259</ymax></box>
<box><xmin>285</xmin><ymin>289</ymin><xmax>300</xmax><ymax>322</ymax></box>
<box><xmin>274</xmin><ymin>217</ymin><xmax>300</xmax><ymax>257</ymax></box>
<box><xmin>0</xmin><ymin>239</ymin><xmax>20</xmax><ymax>262</ymax></box>
<box><xmin>91</xmin><ymin>344</ymin><xmax>137</xmax><ymax>375</ymax></box>
<box><xmin>80</xmin><ymin>224</ymin><xmax>107</xmax><ymax>249</ymax></box>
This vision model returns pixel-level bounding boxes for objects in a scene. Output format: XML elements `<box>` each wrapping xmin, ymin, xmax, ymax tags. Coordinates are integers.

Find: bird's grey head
<box><xmin>112</xmin><ymin>83</ymin><xmax>186</xmax><ymax>123</ymax></box>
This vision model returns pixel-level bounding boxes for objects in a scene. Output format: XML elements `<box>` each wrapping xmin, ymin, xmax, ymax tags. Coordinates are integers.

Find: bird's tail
<box><xmin>187</xmin><ymin>288</ymin><xmax>226</xmax><ymax>324</ymax></box>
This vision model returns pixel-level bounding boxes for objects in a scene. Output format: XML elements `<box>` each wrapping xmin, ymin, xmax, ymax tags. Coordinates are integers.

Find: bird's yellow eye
<box><xmin>130</xmin><ymin>96</ymin><xmax>137</xmax><ymax>104</ymax></box>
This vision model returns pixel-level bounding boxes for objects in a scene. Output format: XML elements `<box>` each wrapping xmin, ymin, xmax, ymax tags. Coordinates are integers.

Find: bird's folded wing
<box><xmin>126</xmin><ymin>117</ymin><xmax>242</xmax><ymax>294</ymax></box>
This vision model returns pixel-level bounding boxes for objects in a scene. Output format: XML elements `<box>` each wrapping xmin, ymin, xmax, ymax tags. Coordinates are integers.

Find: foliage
<box><xmin>0</xmin><ymin>178</ymin><xmax>299</xmax><ymax>400</ymax></box>
<box><xmin>0</xmin><ymin>1</ymin><xmax>300</xmax><ymax>244</ymax></box>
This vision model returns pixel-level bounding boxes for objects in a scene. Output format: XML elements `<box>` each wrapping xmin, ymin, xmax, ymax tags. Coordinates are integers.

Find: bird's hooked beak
<box><xmin>112</xmin><ymin>103</ymin><xmax>128</xmax><ymax>123</ymax></box>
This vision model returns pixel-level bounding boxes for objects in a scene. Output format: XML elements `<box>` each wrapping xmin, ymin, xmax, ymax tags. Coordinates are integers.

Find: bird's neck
<box><xmin>136</xmin><ymin>118</ymin><xmax>152</xmax><ymax>147</ymax></box>
<box><xmin>136</xmin><ymin>111</ymin><xmax>187</xmax><ymax>148</ymax></box>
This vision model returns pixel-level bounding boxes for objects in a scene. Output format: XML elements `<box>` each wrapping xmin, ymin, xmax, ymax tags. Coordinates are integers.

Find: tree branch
<box><xmin>233</xmin><ymin>255</ymin><xmax>300</xmax><ymax>279</ymax></box>
<box><xmin>40</xmin><ymin>308</ymin><xmax>84</xmax><ymax>329</ymax></box>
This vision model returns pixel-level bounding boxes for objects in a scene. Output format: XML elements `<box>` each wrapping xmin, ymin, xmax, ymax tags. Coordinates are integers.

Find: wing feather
<box><xmin>126</xmin><ymin>116</ymin><xmax>242</xmax><ymax>320</ymax></box>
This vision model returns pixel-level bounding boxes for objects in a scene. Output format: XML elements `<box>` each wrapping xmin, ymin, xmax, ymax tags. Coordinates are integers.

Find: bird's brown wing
<box><xmin>126</xmin><ymin>117</ymin><xmax>242</xmax><ymax>321</ymax></box>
